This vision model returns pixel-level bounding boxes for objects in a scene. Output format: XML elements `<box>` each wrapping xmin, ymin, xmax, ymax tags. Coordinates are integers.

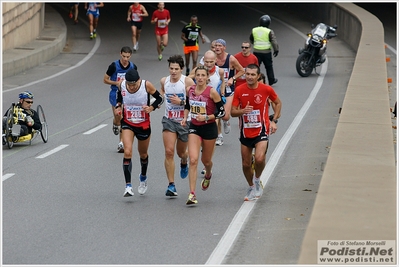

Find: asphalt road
<box><xmin>2</xmin><ymin>3</ymin><xmax>395</xmax><ymax>265</ymax></box>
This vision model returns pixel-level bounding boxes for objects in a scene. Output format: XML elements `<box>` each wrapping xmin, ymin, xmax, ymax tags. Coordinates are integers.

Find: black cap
<box><xmin>125</xmin><ymin>68</ymin><xmax>140</xmax><ymax>82</ymax></box>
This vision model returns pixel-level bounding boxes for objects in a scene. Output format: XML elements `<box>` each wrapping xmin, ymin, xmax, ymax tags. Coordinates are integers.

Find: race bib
<box><xmin>125</xmin><ymin>105</ymin><xmax>145</xmax><ymax>124</ymax></box>
<box><xmin>189</xmin><ymin>100</ymin><xmax>206</xmax><ymax>119</ymax></box>
<box><xmin>158</xmin><ymin>19</ymin><xmax>167</xmax><ymax>28</ymax></box>
<box><xmin>167</xmin><ymin>106</ymin><xmax>184</xmax><ymax>121</ymax></box>
<box><xmin>188</xmin><ymin>31</ymin><xmax>199</xmax><ymax>41</ymax></box>
<box><xmin>243</xmin><ymin>109</ymin><xmax>261</xmax><ymax>128</ymax></box>
<box><xmin>116</xmin><ymin>73</ymin><xmax>126</xmax><ymax>82</ymax></box>
<box><xmin>132</xmin><ymin>13</ymin><xmax>140</xmax><ymax>21</ymax></box>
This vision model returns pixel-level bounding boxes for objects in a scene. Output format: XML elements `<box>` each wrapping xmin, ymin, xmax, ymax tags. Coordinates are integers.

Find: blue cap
<box><xmin>215</xmin><ymin>38</ymin><xmax>226</xmax><ymax>47</ymax></box>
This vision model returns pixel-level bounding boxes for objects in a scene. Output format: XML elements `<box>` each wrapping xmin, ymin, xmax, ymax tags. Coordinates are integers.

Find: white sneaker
<box><xmin>223</xmin><ymin>120</ymin><xmax>231</xmax><ymax>134</ymax></box>
<box><xmin>124</xmin><ymin>186</ymin><xmax>134</xmax><ymax>197</ymax></box>
<box><xmin>138</xmin><ymin>175</ymin><xmax>148</xmax><ymax>195</ymax></box>
<box><xmin>254</xmin><ymin>179</ymin><xmax>264</xmax><ymax>198</ymax></box>
<box><xmin>136</xmin><ymin>42</ymin><xmax>139</xmax><ymax>50</ymax></box>
<box><xmin>117</xmin><ymin>142</ymin><xmax>124</xmax><ymax>153</ymax></box>
<box><xmin>216</xmin><ymin>136</ymin><xmax>223</xmax><ymax>146</ymax></box>
<box><xmin>244</xmin><ymin>186</ymin><xmax>256</xmax><ymax>201</ymax></box>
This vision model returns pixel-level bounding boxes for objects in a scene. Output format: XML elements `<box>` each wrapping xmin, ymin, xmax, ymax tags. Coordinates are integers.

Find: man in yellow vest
<box><xmin>250</xmin><ymin>15</ymin><xmax>279</xmax><ymax>86</ymax></box>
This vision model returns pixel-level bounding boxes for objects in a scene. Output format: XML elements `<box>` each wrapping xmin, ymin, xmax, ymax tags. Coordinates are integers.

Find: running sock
<box><xmin>140</xmin><ymin>156</ymin><xmax>148</xmax><ymax>177</ymax></box>
<box><xmin>180</xmin><ymin>162</ymin><xmax>188</xmax><ymax>168</ymax></box>
<box><xmin>169</xmin><ymin>182</ymin><xmax>175</xmax><ymax>186</ymax></box>
<box><xmin>123</xmin><ymin>158</ymin><xmax>132</xmax><ymax>184</ymax></box>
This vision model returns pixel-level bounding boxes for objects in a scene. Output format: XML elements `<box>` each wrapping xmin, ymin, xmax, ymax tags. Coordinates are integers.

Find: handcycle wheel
<box><xmin>4</xmin><ymin>107</ymin><xmax>14</xmax><ymax>149</ymax></box>
<box><xmin>37</xmin><ymin>105</ymin><xmax>48</xmax><ymax>143</ymax></box>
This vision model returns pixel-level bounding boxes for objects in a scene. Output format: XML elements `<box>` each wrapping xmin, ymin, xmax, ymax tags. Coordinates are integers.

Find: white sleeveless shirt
<box><xmin>121</xmin><ymin>79</ymin><xmax>149</xmax><ymax>126</ymax></box>
<box><xmin>163</xmin><ymin>75</ymin><xmax>187</xmax><ymax>122</ymax></box>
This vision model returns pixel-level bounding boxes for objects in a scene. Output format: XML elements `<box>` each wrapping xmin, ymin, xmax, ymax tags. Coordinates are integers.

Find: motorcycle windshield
<box><xmin>313</xmin><ymin>23</ymin><xmax>328</xmax><ymax>38</ymax></box>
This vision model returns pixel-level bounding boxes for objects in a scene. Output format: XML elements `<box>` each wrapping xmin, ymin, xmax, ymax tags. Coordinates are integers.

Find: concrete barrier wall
<box><xmin>2</xmin><ymin>4</ymin><xmax>66</xmax><ymax>78</ymax></box>
<box><xmin>295</xmin><ymin>3</ymin><xmax>396</xmax><ymax>264</ymax></box>
<box><xmin>2</xmin><ymin>2</ymin><xmax>44</xmax><ymax>51</ymax></box>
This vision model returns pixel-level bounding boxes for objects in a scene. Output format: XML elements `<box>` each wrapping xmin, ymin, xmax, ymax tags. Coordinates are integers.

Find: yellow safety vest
<box><xmin>252</xmin><ymin>27</ymin><xmax>271</xmax><ymax>50</ymax></box>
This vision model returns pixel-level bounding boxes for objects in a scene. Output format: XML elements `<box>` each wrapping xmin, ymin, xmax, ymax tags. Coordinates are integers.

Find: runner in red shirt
<box><xmin>151</xmin><ymin>2</ymin><xmax>171</xmax><ymax>61</ymax></box>
<box><xmin>127</xmin><ymin>3</ymin><xmax>148</xmax><ymax>52</ymax></box>
<box><xmin>234</xmin><ymin>41</ymin><xmax>259</xmax><ymax>88</ymax></box>
<box><xmin>231</xmin><ymin>64</ymin><xmax>281</xmax><ymax>202</ymax></box>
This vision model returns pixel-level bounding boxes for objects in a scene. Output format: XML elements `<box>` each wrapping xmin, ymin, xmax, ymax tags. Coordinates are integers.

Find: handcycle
<box><xmin>2</xmin><ymin>102</ymin><xmax>48</xmax><ymax>149</ymax></box>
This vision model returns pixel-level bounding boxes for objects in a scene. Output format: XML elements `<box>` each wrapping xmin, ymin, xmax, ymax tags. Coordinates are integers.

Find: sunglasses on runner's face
<box><xmin>24</xmin><ymin>100</ymin><xmax>33</xmax><ymax>104</ymax></box>
<box><xmin>241</xmin><ymin>46</ymin><xmax>250</xmax><ymax>49</ymax></box>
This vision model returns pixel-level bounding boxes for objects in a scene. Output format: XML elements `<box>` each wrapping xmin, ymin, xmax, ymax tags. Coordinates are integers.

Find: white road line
<box><xmin>206</xmin><ymin>61</ymin><xmax>329</xmax><ymax>265</ymax></box>
<box><xmin>2</xmin><ymin>173</ymin><xmax>15</xmax><ymax>181</ymax></box>
<box><xmin>36</xmin><ymin>144</ymin><xmax>69</xmax><ymax>159</ymax></box>
<box><xmin>83</xmin><ymin>124</ymin><xmax>107</xmax><ymax>135</ymax></box>
<box><xmin>206</xmin><ymin>6</ymin><xmax>327</xmax><ymax>264</ymax></box>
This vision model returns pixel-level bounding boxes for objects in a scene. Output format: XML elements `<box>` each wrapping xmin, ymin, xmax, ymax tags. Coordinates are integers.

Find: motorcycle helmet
<box><xmin>259</xmin><ymin>15</ymin><xmax>271</xmax><ymax>27</ymax></box>
<box><xmin>19</xmin><ymin>90</ymin><xmax>34</xmax><ymax>99</ymax></box>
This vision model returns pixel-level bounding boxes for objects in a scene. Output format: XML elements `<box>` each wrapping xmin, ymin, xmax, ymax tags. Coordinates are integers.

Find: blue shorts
<box><xmin>86</xmin><ymin>10</ymin><xmax>100</xmax><ymax>18</ymax></box>
<box><xmin>109</xmin><ymin>90</ymin><xmax>117</xmax><ymax>106</ymax></box>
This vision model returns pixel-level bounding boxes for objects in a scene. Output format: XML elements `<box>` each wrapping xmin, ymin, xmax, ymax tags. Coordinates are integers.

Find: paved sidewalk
<box><xmin>2</xmin><ymin>4</ymin><xmax>66</xmax><ymax>78</ymax></box>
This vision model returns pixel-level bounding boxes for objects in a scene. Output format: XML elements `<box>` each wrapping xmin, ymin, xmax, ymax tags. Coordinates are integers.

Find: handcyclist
<box><xmin>3</xmin><ymin>91</ymin><xmax>41</xmax><ymax>144</ymax></box>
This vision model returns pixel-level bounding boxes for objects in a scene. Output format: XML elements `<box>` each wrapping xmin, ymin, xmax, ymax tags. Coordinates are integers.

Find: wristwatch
<box><xmin>273</xmin><ymin>119</ymin><xmax>278</xmax><ymax>123</ymax></box>
<box><xmin>205</xmin><ymin>115</ymin><xmax>209</xmax><ymax>122</ymax></box>
<box><xmin>232</xmin><ymin>77</ymin><xmax>236</xmax><ymax>83</ymax></box>
<box><xmin>180</xmin><ymin>100</ymin><xmax>185</xmax><ymax>106</ymax></box>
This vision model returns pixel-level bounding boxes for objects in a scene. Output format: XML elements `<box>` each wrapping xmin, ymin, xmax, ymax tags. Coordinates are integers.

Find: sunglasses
<box><xmin>241</xmin><ymin>46</ymin><xmax>250</xmax><ymax>49</ymax></box>
<box><xmin>24</xmin><ymin>100</ymin><xmax>33</xmax><ymax>104</ymax></box>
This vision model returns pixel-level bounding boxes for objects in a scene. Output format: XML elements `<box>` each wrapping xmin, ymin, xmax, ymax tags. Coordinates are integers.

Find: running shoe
<box><xmin>165</xmin><ymin>184</ymin><xmax>177</xmax><ymax>196</ymax></box>
<box><xmin>216</xmin><ymin>136</ymin><xmax>223</xmax><ymax>146</ymax></box>
<box><xmin>90</xmin><ymin>33</ymin><xmax>94</xmax><ymax>39</ymax></box>
<box><xmin>186</xmin><ymin>193</ymin><xmax>198</xmax><ymax>205</ymax></box>
<box><xmin>69</xmin><ymin>12</ymin><xmax>73</xmax><ymax>19</ymax></box>
<box><xmin>124</xmin><ymin>186</ymin><xmax>134</xmax><ymax>197</ymax></box>
<box><xmin>158</xmin><ymin>54</ymin><xmax>163</xmax><ymax>61</ymax></box>
<box><xmin>223</xmin><ymin>120</ymin><xmax>231</xmax><ymax>134</ymax></box>
<box><xmin>254</xmin><ymin>179</ymin><xmax>264</xmax><ymax>198</ymax></box>
<box><xmin>244</xmin><ymin>186</ymin><xmax>256</xmax><ymax>201</ymax></box>
<box><xmin>113</xmin><ymin>124</ymin><xmax>119</xmax><ymax>135</ymax></box>
<box><xmin>161</xmin><ymin>44</ymin><xmax>165</xmax><ymax>51</ymax></box>
<box><xmin>201</xmin><ymin>172</ymin><xmax>212</xmax><ymax>191</ymax></box>
<box><xmin>117</xmin><ymin>142</ymin><xmax>124</xmax><ymax>153</ymax></box>
<box><xmin>201</xmin><ymin>168</ymin><xmax>206</xmax><ymax>176</ymax></box>
<box><xmin>138</xmin><ymin>175</ymin><xmax>148</xmax><ymax>195</ymax></box>
<box><xmin>186</xmin><ymin>68</ymin><xmax>190</xmax><ymax>76</ymax></box>
<box><xmin>180</xmin><ymin>163</ymin><xmax>188</xmax><ymax>179</ymax></box>
<box><xmin>93</xmin><ymin>32</ymin><xmax>97</xmax><ymax>38</ymax></box>
<box><xmin>74</xmin><ymin>19</ymin><xmax>78</xmax><ymax>25</ymax></box>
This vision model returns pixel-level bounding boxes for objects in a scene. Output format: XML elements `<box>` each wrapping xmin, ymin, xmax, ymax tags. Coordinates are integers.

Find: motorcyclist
<box><xmin>3</xmin><ymin>91</ymin><xmax>41</xmax><ymax>143</ymax></box>
<box><xmin>249</xmin><ymin>15</ymin><xmax>279</xmax><ymax>86</ymax></box>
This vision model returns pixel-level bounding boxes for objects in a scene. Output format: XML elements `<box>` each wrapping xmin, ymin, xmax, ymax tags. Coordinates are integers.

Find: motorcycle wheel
<box><xmin>296</xmin><ymin>53</ymin><xmax>314</xmax><ymax>77</ymax></box>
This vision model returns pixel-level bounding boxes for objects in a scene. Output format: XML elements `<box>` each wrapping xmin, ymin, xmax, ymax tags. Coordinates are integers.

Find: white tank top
<box><xmin>208</xmin><ymin>66</ymin><xmax>222</xmax><ymax>94</ymax></box>
<box><xmin>121</xmin><ymin>80</ymin><xmax>149</xmax><ymax>125</ymax></box>
<box><xmin>164</xmin><ymin>75</ymin><xmax>186</xmax><ymax>122</ymax></box>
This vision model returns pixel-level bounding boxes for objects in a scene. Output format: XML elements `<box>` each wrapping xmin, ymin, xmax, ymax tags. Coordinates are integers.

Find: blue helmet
<box><xmin>19</xmin><ymin>91</ymin><xmax>34</xmax><ymax>99</ymax></box>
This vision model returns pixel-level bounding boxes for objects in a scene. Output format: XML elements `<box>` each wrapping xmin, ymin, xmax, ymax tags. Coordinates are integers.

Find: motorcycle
<box><xmin>296</xmin><ymin>23</ymin><xmax>338</xmax><ymax>77</ymax></box>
